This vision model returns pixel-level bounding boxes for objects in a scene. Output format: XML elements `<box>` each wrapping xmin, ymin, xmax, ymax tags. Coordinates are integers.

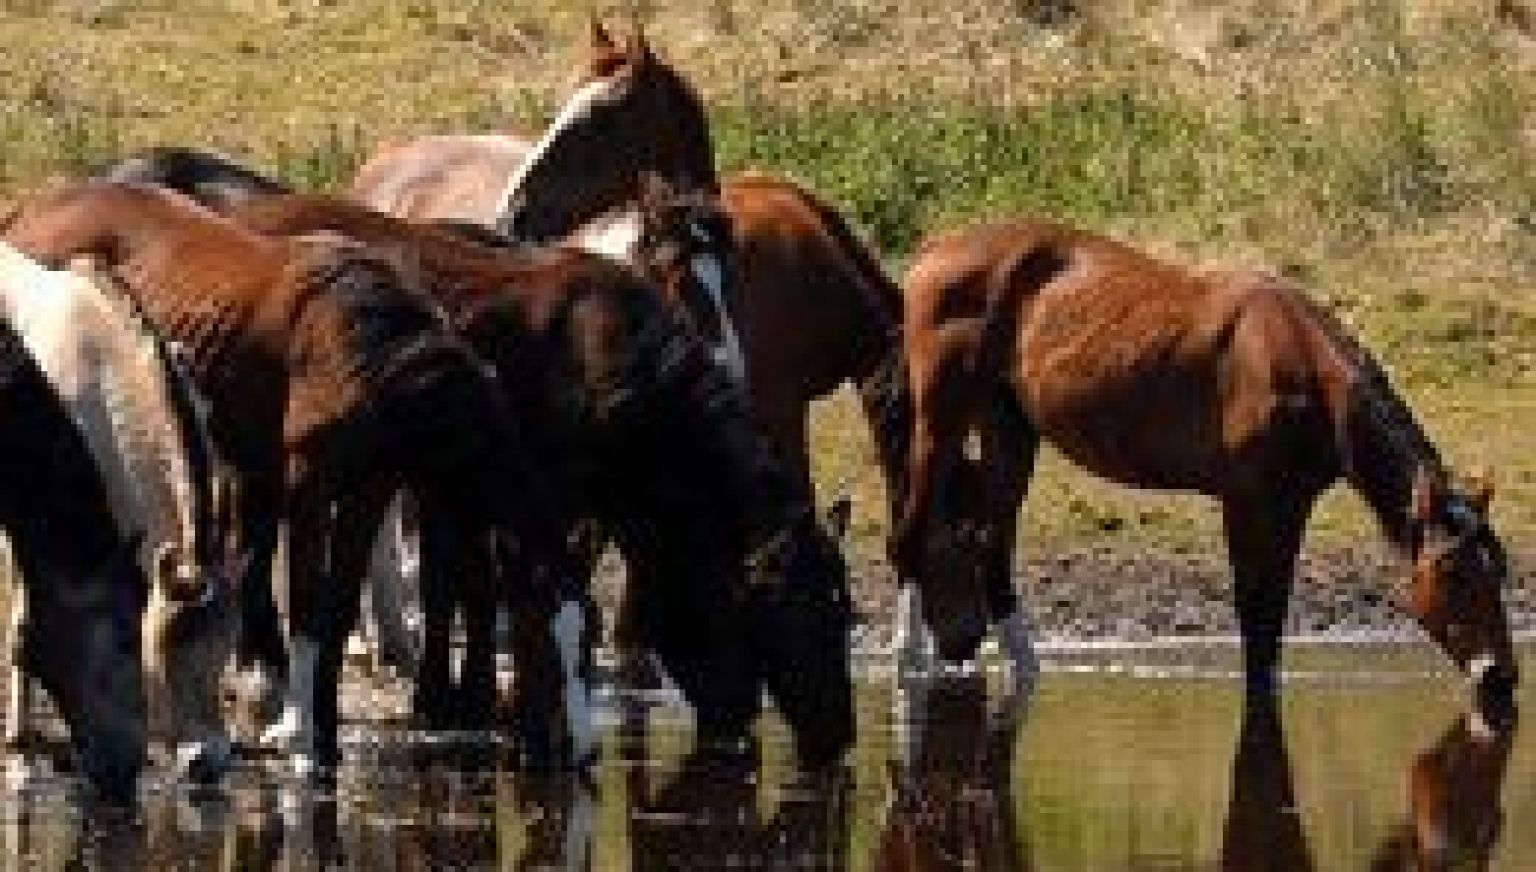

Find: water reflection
<box><xmin>620</xmin><ymin>713</ymin><xmax>852</xmax><ymax>871</ymax></box>
<box><xmin>873</xmin><ymin>675</ymin><xmax>1030</xmax><ymax>871</ymax></box>
<box><xmin>0</xmin><ymin>671</ymin><xmax>1527</xmax><ymax>871</ymax></box>
<box><xmin>1223</xmin><ymin>698</ymin><xmax>1516</xmax><ymax>872</ymax></box>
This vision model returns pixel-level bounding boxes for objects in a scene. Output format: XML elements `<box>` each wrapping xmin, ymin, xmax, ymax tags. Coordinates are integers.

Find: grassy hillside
<box><xmin>1</xmin><ymin>0</ymin><xmax>1532</xmax><ymax>558</ymax></box>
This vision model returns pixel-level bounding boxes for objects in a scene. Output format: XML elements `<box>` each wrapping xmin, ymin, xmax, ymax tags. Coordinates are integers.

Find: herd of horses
<box><xmin>0</xmin><ymin>19</ymin><xmax>1518</xmax><ymax>803</ymax></box>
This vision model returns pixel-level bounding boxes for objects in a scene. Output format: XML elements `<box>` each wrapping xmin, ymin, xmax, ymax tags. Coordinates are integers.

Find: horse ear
<box><xmin>639</xmin><ymin>171</ymin><xmax>673</xmax><ymax>211</ymax></box>
<box><xmin>1411</xmin><ymin>465</ymin><xmax>1438</xmax><ymax>527</ymax></box>
<box><xmin>1468</xmin><ymin>466</ymin><xmax>1495</xmax><ymax>516</ymax></box>
<box><xmin>626</xmin><ymin>25</ymin><xmax>654</xmax><ymax>65</ymax></box>
<box><xmin>589</xmin><ymin>16</ymin><xmax>616</xmax><ymax>53</ymax></box>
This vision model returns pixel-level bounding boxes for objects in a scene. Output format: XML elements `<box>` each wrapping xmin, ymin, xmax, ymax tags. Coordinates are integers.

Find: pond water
<box><xmin>3</xmin><ymin>643</ymin><xmax>1531</xmax><ymax>871</ymax></box>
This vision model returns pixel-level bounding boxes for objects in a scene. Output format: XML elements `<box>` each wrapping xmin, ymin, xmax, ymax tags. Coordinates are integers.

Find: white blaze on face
<box><xmin>0</xmin><ymin>243</ymin><xmax>202</xmax><ymax>590</ymax></box>
<box><xmin>553</xmin><ymin>599</ymin><xmax>595</xmax><ymax>763</ymax></box>
<box><xmin>574</xmin><ymin>210</ymin><xmax>643</xmax><ymax>262</ymax></box>
<box><xmin>495</xmin><ymin>76</ymin><xmax>628</xmax><ymax>223</ymax></box>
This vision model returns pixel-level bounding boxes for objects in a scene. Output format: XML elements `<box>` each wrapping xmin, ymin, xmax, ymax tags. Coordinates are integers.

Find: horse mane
<box><xmin>1260</xmin><ymin>275</ymin><xmax>1446</xmax><ymax>548</ymax></box>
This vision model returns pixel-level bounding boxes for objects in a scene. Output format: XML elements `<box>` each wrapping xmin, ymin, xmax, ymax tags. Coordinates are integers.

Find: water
<box><xmin>2</xmin><ymin>644</ymin><xmax>1532</xmax><ymax>870</ymax></box>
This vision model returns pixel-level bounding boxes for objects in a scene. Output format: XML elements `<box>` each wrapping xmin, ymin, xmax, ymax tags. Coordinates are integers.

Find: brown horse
<box><xmin>213</xmin><ymin>192</ymin><xmax>857</xmax><ymax>770</ymax></box>
<box><xmin>893</xmin><ymin>218</ymin><xmax>1517</xmax><ymax>709</ymax></box>
<box><xmin>3</xmin><ymin>181</ymin><xmax>575</xmax><ymax>778</ymax></box>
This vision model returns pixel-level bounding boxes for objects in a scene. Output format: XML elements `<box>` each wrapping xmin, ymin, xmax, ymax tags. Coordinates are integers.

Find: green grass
<box><xmin>1</xmin><ymin>0</ymin><xmax>1532</xmax><ymax>559</ymax></box>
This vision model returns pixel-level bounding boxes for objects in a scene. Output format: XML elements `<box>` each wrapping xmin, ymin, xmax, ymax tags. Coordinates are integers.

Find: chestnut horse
<box><xmin>894</xmin><ymin>219</ymin><xmax>1517</xmax><ymax>710</ymax></box>
<box><xmin>3</xmin><ymin>181</ymin><xmax>577</xmax><ymax>778</ymax></box>
<box><xmin>214</xmin><ymin>191</ymin><xmax>857</xmax><ymax>770</ymax></box>
<box><xmin>0</xmin><ymin>242</ymin><xmax>239</xmax><ymax>783</ymax></box>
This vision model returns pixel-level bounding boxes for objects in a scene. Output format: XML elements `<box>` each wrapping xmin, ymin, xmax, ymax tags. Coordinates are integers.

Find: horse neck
<box><xmin>1330</xmin><ymin>343</ymin><xmax>1445</xmax><ymax>553</ymax></box>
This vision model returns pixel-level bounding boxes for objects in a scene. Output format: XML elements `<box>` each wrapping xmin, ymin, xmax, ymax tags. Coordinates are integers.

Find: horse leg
<box><xmin>501</xmin><ymin>527</ymin><xmax>598</xmax><ymax>768</ymax></box>
<box><xmin>1222</xmin><ymin>494</ymin><xmax>1313</xmax><ymax>697</ymax></box>
<box><xmin>364</xmin><ymin>494</ymin><xmax>420</xmax><ymax>677</ymax></box>
<box><xmin>977</xmin><ymin>392</ymin><xmax>1041</xmax><ymax>711</ymax></box>
<box><xmin>451</xmin><ymin>524</ymin><xmax>499</xmax><ymax>732</ymax></box>
<box><xmin>411</xmin><ymin>493</ymin><xmax>459</xmax><ymax>730</ymax></box>
<box><xmin>267</xmin><ymin>483</ymin><xmax>390</xmax><ymax>778</ymax></box>
<box><xmin>3</xmin><ymin>588</ymin><xmax>41</xmax><ymax>750</ymax></box>
<box><xmin>232</xmin><ymin>478</ymin><xmax>287</xmax><ymax>734</ymax></box>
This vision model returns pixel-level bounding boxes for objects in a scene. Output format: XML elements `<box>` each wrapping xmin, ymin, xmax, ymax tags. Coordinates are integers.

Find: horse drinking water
<box><xmin>891</xmin><ymin>218</ymin><xmax>1517</xmax><ymax>714</ymax></box>
<box><xmin>0</xmin><ymin>241</ymin><xmax>239</xmax><ymax>783</ymax></box>
<box><xmin>4</xmin><ymin>181</ymin><xmax>579</xmax><ymax>778</ymax></box>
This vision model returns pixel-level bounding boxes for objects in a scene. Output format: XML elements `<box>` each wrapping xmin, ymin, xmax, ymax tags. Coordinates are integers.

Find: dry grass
<box><xmin>0</xmin><ymin>0</ymin><xmax>1531</xmax><ymax>556</ymax></box>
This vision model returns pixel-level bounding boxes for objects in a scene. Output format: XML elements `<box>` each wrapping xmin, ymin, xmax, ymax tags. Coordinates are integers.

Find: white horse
<box><xmin>0</xmin><ymin>241</ymin><xmax>238</xmax><ymax>782</ymax></box>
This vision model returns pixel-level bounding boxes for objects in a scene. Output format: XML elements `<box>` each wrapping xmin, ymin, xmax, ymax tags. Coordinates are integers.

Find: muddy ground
<box><xmin>590</xmin><ymin>545</ymin><xmax>1536</xmax><ymax>650</ymax></box>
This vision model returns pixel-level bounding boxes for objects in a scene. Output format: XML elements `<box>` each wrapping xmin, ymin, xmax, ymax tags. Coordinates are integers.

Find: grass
<box><xmin>0</xmin><ymin>0</ymin><xmax>1532</xmax><ymax>560</ymax></box>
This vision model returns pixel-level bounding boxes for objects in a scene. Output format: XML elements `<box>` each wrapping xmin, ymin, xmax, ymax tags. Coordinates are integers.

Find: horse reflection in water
<box><xmin>1223</xmin><ymin>699</ymin><xmax>1516</xmax><ymax>872</ymax></box>
<box><xmin>874</xmin><ymin>674</ymin><xmax>1031</xmax><ymax>871</ymax></box>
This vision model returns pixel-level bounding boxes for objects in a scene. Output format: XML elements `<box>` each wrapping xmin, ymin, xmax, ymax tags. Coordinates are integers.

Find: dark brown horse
<box><xmin>893</xmin><ymin>219</ymin><xmax>1517</xmax><ymax>710</ymax></box>
<box><xmin>213</xmin><ymin>192</ymin><xmax>857</xmax><ymax>769</ymax></box>
<box><xmin>3</xmin><ymin>181</ymin><xmax>574</xmax><ymax>778</ymax></box>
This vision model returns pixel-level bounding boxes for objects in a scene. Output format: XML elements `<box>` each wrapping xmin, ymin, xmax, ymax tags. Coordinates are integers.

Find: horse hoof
<box><xmin>175</xmin><ymin>737</ymin><xmax>234</xmax><ymax>786</ymax></box>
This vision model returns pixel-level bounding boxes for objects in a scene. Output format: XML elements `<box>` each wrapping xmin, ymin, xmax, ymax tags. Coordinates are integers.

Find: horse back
<box><xmin>906</xmin><ymin>220</ymin><xmax>1349</xmax><ymax>493</ymax></box>
<box><xmin>721</xmin><ymin>172</ymin><xmax>901</xmax><ymax>399</ymax></box>
<box><xmin>350</xmin><ymin>134</ymin><xmax>531</xmax><ymax>225</ymax></box>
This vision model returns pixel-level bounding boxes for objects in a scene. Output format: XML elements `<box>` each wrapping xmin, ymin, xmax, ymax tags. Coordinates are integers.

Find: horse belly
<box><xmin>1020</xmin><ymin>364</ymin><xmax>1224</xmax><ymax>494</ymax></box>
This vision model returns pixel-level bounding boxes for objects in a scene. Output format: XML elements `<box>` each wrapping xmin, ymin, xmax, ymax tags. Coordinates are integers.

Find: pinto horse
<box><xmin>353</xmin><ymin>19</ymin><xmax>718</xmax><ymax>248</ymax></box>
<box><xmin>350</xmin><ymin>19</ymin><xmax>745</xmax><ymax>385</ymax></box>
<box><xmin>214</xmin><ymin>192</ymin><xmax>857</xmax><ymax>770</ymax></box>
<box><xmin>3</xmin><ymin>181</ymin><xmax>577</xmax><ymax>778</ymax></box>
<box><xmin>893</xmin><ymin>219</ymin><xmax>1517</xmax><ymax>710</ymax></box>
<box><xmin>0</xmin><ymin>242</ymin><xmax>240</xmax><ymax>783</ymax></box>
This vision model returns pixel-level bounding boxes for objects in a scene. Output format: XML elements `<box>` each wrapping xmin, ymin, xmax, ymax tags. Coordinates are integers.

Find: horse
<box><xmin>892</xmin><ymin>218</ymin><xmax>1518</xmax><ymax>711</ymax></box>
<box><xmin>346</xmin><ymin>24</ymin><xmax>961</xmax><ymax>685</ymax></box>
<box><xmin>0</xmin><ymin>292</ymin><xmax>147</xmax><ymax>802</ymax></box>
<box><xmin>86</xmin><ymin>143</ymin><xmax>860</xmax><ymax>767</ymax></box>
<box><xmin>1222</xmin><ymin>697</ymin><xmax>1516</xmax><ymax>870</ymax></box>
<box><xmin>352</xmin><ymin>19</ymin><xmax>718</xmax><ymax>248</ymax></box>
<box><xmin>212</xmin><ymin>191</ymin><xmax>857</xmax><ymax>770</ymax></box>
<box><xmin>0</xmin><ymin>242</ymin><xmax>241</xmax><ymax>783</ymax></box>
<box><xmin>3</xmin><ymin>181</ymin><xmax>581</xmax><ymax>779</ymax></box>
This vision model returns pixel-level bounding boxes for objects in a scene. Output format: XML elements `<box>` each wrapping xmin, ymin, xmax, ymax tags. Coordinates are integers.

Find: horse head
<box><xmin>741</xmin><ymin>500</ymin><xmax>857</xmax><ymax>771</ymax></box>
<box><xmin>893</xmin><ymin>455</ymin><xmax>1003</xmax><ymax>665</ymax></box>
<box><xmin>497</xmin><ymin>19</ymin><xmax>717</xmax><ymax>244</ymax></box>
<box><xmin>634</xmin><ymin>173</ymin><xmax>746</xmax><ymax>381</ymax></box>
<box><xmin>1403</xmin><ymin>465</ymin><xmax>1518</xmax><ymax>719</ymax></box>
